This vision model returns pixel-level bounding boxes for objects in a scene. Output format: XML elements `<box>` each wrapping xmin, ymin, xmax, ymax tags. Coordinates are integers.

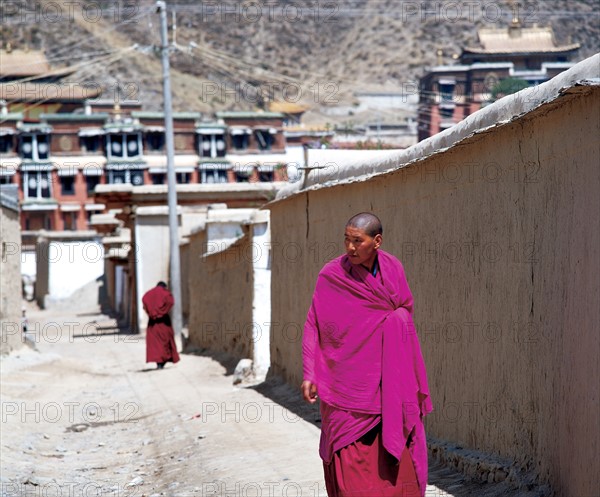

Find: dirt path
<box><xmin>2</xmin><ymin>304</ymin><xmax>521</xmax><ymax>497</ymax></box>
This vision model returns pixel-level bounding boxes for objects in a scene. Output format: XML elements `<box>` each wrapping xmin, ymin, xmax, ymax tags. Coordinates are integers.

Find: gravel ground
<box><xmin>1</xmin><ymin>303</ymin><xmax>542</xmax><ymax>497</ymax></box>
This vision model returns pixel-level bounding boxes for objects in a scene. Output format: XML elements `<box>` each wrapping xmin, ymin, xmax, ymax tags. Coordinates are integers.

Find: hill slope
<box><xmin>2</xmin><ymin>0</ymin><xmax>598</xmax><ymax>113</ymax></box>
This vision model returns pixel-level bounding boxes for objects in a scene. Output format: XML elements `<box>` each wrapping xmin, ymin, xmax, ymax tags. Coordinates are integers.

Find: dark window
<box><xmin>151</xmin><ymin>173</ymin><xmax>166</xmax><ymax>185</ymax></box>
<box><xmin>199</xmin><ymin>134</ymin><xmax>227</xmax><ymax>158</ymax></box>
<box><xmin>176</xmin><ymin>172</ymin><xmax>191</xmax><ymax>184</ymax></box>
<box><xmin>109</xmin><ymin>170</ymin><xmax>127</xmax><ymax>184</ymax></box>
<box><xmin>108</xmin><ymin>133</ymin><xmax>141</xmax><ymax>158</ymax></box>
<box><xmin>23</xmin><ymin>171</ymin><xmax>51</xmax><ymax>199</ymax></box>
<box><xmin>0</xmin><ymin>176</ymin><xmax>13</xmax><ymax>185</ymax></box>
<box><xmin>80</xmin><ymin>136</ymin><xmax>100</xmax><ymax>152</ymax></box>
<box><xmin>37</xmin><ymin>134</ymin><xmax>50</xmax><ymax>159</ymax></box>
<box><xmin>235</xmin><ymin>171</ymin><xmax>251</xmax><ymax>183</ymax></box>
<box><xmin>86</xmin><ymin>175</ymin><xmax>101</xmax><ymax>194</ymax></box>
<box><xmin>130</xmin><ymin>170</ymin><xmax>144</xmax><ymax>186</ymax></box>
<box><xmin>109</xmin><ymin>135</ymin><xmax>124</xmax><ymax>158</ymax></box>
<box><xmin>216</xmin><ymin>135</ymin><xmax>226</xmax><ymax>157</ymax></box>
<box><xmin>146</xmin><ymin>132</ymin><xmax>165</xmax><ymax>151</ymax></box>
<box><xmin>259</xmin><ymin>170</ymin><xmax>274</xmax><ymax>182</ymax></box>
<box><xmin>0</xmin><ymin>135</ymin><xmax>14</xmax><ymax>153</ymax></box>
<box><xmin>201</xmin><ymin>169</ymin><xmax>228</xmax><ymax>183</ymax></box>
<box><xmin>126</xmin><ymin>134</ymin><xmax>139</xmax><ymax>156</ymax></box>
<box><xmin>108</xmin><ymin>169</ymin><xmax>144</xmax><ymax>185</ymax></box>
<box><xmin>231</xmin><ymin>133</ymin><xmax>250</xmax><ymax>150</ymax></box>
<box><xmin>63</xmin><ymin>212</ymin><xmax>77</xmax><ymax>231</ymax></box>
<box><xmin>439</xmin><ymin>106</ymin><xmax>454</xmax><ymax>119</ymax></box>
<box><xmin>439</xmin><ymin>83</ymin><xmax>455</xmax><ymax>102</ymax></box>
<box><xmin>20</xmin><ymin>136</ymin><xmax>34</xmax><ymax>159</ymax></box>
<box><xmin>60</xmin><ymin>176</ymin><xmax>76</xmax><ymax>195</ymax></box>
<box><xmin>255</xmin><ymin>130</ymin><xmax>274</xmax><ymax>151</ymax></box>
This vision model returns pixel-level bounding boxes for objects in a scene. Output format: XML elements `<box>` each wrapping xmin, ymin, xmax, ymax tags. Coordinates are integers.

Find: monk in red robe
<box><xmin>302</xmin><ymin>213</ymin><xmax>433</xmax><ymax>497</ymax></box>
<box><xmin>142</xmin><ymin>281</ymin><xmax>180</xmax><ymax>369</ymax></box>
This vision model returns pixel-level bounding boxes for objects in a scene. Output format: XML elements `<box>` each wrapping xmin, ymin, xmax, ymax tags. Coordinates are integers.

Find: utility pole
<box><xmin>156</xmin><ymin>0</ymin><xmax>183</xmax><ymax>343</ymax></box>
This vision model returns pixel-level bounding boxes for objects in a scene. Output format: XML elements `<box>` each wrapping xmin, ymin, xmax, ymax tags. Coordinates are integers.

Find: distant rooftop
<box><xmin>268</xmin><ymin>101</ymin><xmax>308</xmax><ymax>114</ymax></box>
<box><xmin>0</xmin><ymin>47</ymin><xmax>74</xmax><ymax>79</ymax></box>
<box><xmin>216</xmin><ymin>111</ymin><xmax>285</xmax><ymax>119</ymax></box>
<box><xmin>0</xmin><ymin>82</ymin><xmax>102</xmax><ymax>101</ymax></box>
<box><xmin>40</xmin><ymin>113</ymin><xmax>110</xmax><ymax>121</ymax></box>
<box><xmin>0</xmin><ymin>48</ymin><xmax>51</xmax><ymax>77</ymax></box>
<box><xmin>131</xmin><ymin>111</ymin><xmax>202</xmax><ymax>120</ymax></box>
<box><xmin>464</xmin><ymin>24</ymin><xmax>580</xmax><ymax>55</ymax></box>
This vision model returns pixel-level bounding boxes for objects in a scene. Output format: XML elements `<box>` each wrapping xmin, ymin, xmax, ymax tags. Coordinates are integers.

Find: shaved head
<box><xmin>346</xmin><ymin>212</ymin><xmax>383</xmax><ymax>238</ymax></box>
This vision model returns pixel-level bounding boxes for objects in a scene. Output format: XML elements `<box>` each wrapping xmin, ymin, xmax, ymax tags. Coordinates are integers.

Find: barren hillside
<box><xmin>1</xmin><ymin>0</ymin><xmax>598</xmax><ymax>113</ymax></box>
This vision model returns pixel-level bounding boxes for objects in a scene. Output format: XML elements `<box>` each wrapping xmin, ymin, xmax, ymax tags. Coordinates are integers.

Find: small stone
<box><xmin>233</xmin><ymin>358</ymin><xmax>254</xmax><ymax>385</ymax></box>
<box><xmin>24</xmin><ymin>476</ymin><xmax>53</xmax><ymax>486</ymax></box>
<box><xmin>127</xmin><ymin>476</ymin><xmax>144</xmax><ymax>487</ymax></box>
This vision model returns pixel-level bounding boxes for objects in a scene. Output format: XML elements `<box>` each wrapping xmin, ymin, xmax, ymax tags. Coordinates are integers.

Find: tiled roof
<box><xmin>131</xmin><ymin>111</ymin><xmax>202</xmax><ymax>120</ymax></box>
<box><xmin>268</xmin><ymin>101</ymin><xmax>308</xmax><ymax>114</ymax></box>
<box><xmin>216</xmin><ymin>111</ymin><xmax>285</xmax><ymax>119</ymax></box>
<box><xmin>0</xmin><ymin>49</ymin><xmax>51</xmax><ymax>77</ymax></box>
<box><xmin>464</xmin><ymin>26</ymin><xmax>580</xmax><ymax>54</ymax></box>
<box><xmin>41</xmin><ymin>113</ymin><xmax>110</xmax><ymax>121</ymax></box>
<box><xmin>0</xmin><ymin>82</ymin><xmax>102</xmax><ymax>101</ymax></box>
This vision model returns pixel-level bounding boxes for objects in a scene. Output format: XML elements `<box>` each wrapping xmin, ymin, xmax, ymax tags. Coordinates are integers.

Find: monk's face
<box><xmin>344</xmin><ymin>226</ymin><xmax>382</xmax><ymax>269</ymax></box>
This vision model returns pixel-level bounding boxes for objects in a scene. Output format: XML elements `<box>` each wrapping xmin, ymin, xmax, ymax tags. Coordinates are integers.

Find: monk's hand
<box><xmin>301</xmin><ymin>380</ymin><xmax>318</xmax><ymax>404</ymax></box>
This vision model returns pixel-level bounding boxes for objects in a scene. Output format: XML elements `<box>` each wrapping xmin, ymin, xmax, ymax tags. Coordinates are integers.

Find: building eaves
<box><xmin>131</xmin><ymin>111</ymin><xmax>202</xmax><ymax>120</ymax></box>
<box><xmin>0</xmin><ymin>112</ymin><xmax>23</xmax><ymax>122</ymax></box>
<box><xmin>196</xmin><ymin>122</ymin><xmax>227</xmax><ymax>129</ymax></box>
<box><xmin>41</xmin><ymin>113</ymin><xmax>110</xmax><ymax>121</ymax></box>
<box><xmin>463</xmin><ymin>45</ymin><xmax>581</xmax><ymax>55</ymax></box>
<box><xmin>18</xmin><ymin>123</ymin><xmax>52</xmax><ymax>133</ymax></box>
<box><xmin>216</xmin><ymin>111</ymin><xmax>285</xmax><ymax>119</ymax></box>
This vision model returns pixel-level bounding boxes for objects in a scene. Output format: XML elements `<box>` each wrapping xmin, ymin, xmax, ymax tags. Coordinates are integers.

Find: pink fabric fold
<box><xmin>303</xmin><ymin>250</ymin><xmax>433</xmax><ymax>496</ymax></box>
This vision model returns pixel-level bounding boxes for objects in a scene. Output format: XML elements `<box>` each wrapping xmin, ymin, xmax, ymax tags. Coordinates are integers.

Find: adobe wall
<box><xmin>187</xmin><ymin>228</ymin><xmax>255</xmax><ymax>361</ymax></box>
<box><xmin>0</xmin><ymin>202</ymin><xmax>23</xmax><ymax>354</ymax></box>
<box><xmin>268</xmin><ymin>85</ymin><xmax>600</xmax><ymax>495</ymax></box>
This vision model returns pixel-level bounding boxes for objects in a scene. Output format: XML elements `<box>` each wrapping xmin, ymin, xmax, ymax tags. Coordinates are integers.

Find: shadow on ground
<box><xmin>182</xmin><ymin>344</ymin><xmax>239</xmax><ymax>376</ymax></box>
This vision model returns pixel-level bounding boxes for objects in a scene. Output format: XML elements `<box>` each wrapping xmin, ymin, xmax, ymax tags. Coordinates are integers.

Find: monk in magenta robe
<box><xmin>142</xmin><ymin>281</ymin><xmax>180</xmax><ymax>369</ymax></box>
<box><xmin>302</xmin><ymin>213</ymin><xmax>433</xmax><ymax>497</ymax></box>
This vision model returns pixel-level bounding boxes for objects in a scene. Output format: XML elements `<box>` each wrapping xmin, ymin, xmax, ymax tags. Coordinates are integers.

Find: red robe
<box><xmin>142</xmin><ymin>285</ymin><xmax>180</xmax><ymax>365</ymax></box>
<box><xmin>303</xmin><ymin>251</ymin><xmax>432</xmax><ymax>497</ymax></box>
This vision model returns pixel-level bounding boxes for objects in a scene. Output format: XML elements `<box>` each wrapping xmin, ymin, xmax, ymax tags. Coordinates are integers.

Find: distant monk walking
<box><xmin>142</xmin><ymin>281</ymin><xmax>180</xmax><ymax>369</ymax></box>
<box><xmin>302</xmin><ymin>212</ymin><xmax>432</xmax><ymax>497</ymax></box>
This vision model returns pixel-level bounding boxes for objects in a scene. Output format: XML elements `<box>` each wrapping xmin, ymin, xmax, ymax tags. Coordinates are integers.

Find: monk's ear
<box><xmin>374</xmin><ymin>234</ymin><xmax>382</xmax><ymax>248</ymax></box>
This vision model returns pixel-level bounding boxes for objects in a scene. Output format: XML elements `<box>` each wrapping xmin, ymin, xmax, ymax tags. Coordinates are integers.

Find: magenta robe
<box><xmin>142</xmin><ymin>285</ymin><xmax>180</xmax><ymax>365</ymax></box>
<box><xmin>303</xmin><ymin>250</ymin><xmax>432</xmax><ymax>496</ymax></box>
